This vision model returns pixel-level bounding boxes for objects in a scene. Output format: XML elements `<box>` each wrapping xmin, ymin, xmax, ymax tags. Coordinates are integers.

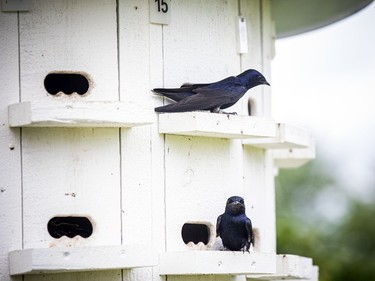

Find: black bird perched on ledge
<box><xmin>153</xmin><ymin>69</ymin><xmax>269</xmax><ymax>113</ymax></box>
<box><xmin>216</xmin><ymin>196</ymin><xmax>254</xmax><ymax>252</ymax></box>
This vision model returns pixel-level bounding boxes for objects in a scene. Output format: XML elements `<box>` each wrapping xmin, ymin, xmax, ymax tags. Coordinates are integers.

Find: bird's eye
<box><xmin>240</xmin><ymin>199</ymin><xmax>244</xmax><ymax>204</ymax></box>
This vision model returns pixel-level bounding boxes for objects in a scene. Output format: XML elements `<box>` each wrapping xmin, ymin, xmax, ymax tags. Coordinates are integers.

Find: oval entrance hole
<box><xmin>47</xmin><ymin>216</ymin><xmax>93</xmax><ymax>239</ymax></box>
<box><xmin>44</xmin><ymin>73</ymin><xmax>90</xmax><ymax>95</ymax></box>
<box><xmin>181</xmin><ymin>223</ymin><xmax>210</xmax><ymax>245</ymax></box>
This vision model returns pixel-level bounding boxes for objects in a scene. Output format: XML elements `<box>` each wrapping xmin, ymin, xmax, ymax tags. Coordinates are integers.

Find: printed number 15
<box><xmin>155</xmin><ymin>0</ymin><xmax>168</xmax><ymax>13</ymax></box>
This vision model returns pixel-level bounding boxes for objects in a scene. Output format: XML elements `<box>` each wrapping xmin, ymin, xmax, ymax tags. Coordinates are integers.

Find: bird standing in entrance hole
<box><xmin>216</xmin><ymin>196</ymin><xmax>254</xmax><ymax>252</ymax></box>
<box><xmin>153</xmin><ymin>69</ymin><xmax>269</xmax><ymax>113</ymax></box>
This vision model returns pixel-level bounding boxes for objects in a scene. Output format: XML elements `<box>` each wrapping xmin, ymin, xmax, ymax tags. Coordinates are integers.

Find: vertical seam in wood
<box><xmin>260</xmin><ymin>0</ymin><xmax>265</xmax><ymax>116</ymax></box>
<box><xmin>161</xmin><ymin>25</ymin><xmax>168</xmax><ymax>257</ymax></box>
<box><xmin>17</xmin><ymin>11</ymin><xmax>21</xmax><ymax>103</ymax></box>
<box><xmin>116</xmin><ymin>0</ymin><xmax>121</xmax><ymax>102</ymax></box>
<box><xmin>260</xmin><ymin>0</ymin><xmax>264</xmax><ymax>72</ymax></box>
<box><xmin>115</xmin><ymin>0</ymin><xmax>123</xmax><ymax>244</ymax></box>
<box><xmin>17</xmin><ymin>11</ymin><xmax>25</xmax><ymax>256</ymax></box>
<box><xmin>161</xmin><ymin>25</ymin><xmax>166</xmax><ymax>105</ymax></box>
<box><xmin>116</xmin><ymin>2</ymin><xmax>124</xmax><ymax>280</ymax></box>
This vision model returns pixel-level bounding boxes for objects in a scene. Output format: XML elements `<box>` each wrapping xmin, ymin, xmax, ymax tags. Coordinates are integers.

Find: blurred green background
<box><xmin>276</xmin><ymin>152</ymin><xmax>375</xmax><ymax>281</ymax></box>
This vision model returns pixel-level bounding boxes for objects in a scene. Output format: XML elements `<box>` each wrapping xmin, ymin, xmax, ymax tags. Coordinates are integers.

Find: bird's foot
<box><xmin>212</xmin><ymin>109</ymin><xmax>237</xmax><ymax>115</ymax></box>
<box><xmin>221</xmin><ymin>111</ymin><xmax>237</xmax><ymax>115</ymax></box>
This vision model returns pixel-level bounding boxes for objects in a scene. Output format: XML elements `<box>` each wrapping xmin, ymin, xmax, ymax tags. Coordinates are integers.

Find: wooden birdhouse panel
<box><xmin>162</xmin><ymin>0</ymin><xmax>240</xmax><ymax>91</ymax></box>
<box><xmin>239</xmin><ymin>0</ymin><xmax>263</xmax><ymax>116</ymax></box>
<box><xmin>18</xmin><ymin>0</ymin><xmax>118</xmax><ymax>102</ymax></box>
<box><xmin>0</xmin><ymin>11</ymin><xmax>23</xmax><ymax>281</ymax></box>
<box><xmin>21</xmin><ymin>127</ymin><xmax>121</xmax><ymax>248</ymax></box>
<box><xmin>118</xmin><ymin>0</ymin><xmax>156</xmax><ymax>105</ymax></box>
<box><xmin>164</xmin><ymin>136</ymin><xmax>247</xmax><ymax>251</ymax></box>
<box><xmin>117</xmin><ymin>0</ymin><xmax>163</xmax><ymax>254</ymax></box>
<box><xmin>243</xmin><ymin>147</ymin><xmax>276</xmax><ymax>253</ymax></box>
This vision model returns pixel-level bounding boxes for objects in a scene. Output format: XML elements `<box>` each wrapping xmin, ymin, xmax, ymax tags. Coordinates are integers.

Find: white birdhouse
<box><xmin>1</xmin><ymin>0</ymin><xmax>370</xmax><ymax>280</ymax></box>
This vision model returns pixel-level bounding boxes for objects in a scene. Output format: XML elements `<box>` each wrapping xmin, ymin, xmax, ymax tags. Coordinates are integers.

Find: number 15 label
<box><xmin>150</xmin><ymin>0</ymin><xmax>171</xmax><ymax>25</ymax></box>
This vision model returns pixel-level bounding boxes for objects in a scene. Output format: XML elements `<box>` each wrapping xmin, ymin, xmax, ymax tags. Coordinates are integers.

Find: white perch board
<box><xmin>8</xmin><ymin>101</ymin><xmax>154</xmax><ymax>128</ymax></box>
<box><xmin>9</xmin><ymin>245</ymin><xmax>158</xmax><ymax>275</ymax></box>
<box><xmin>244</xmin><ymin>123</ymin><xmax>311</xmax><ymax>149</ymax></box>
<box><xmin>248</xmin><ymin>254</ymin><xmax>314</xmax><ymax>280</ymax></box>
<box><xmin>158</xmin><ymin>112</ymin><xmax>276</xmax><ymax>139</ymax></box>
<box><xmin>159</xmin><ymin>251</ymin><xmax>276</xmax><ymax>275</ymax></box>
<box><xmin>273</xmin><ymin>138</ymin><xmax>316</xmax><ymax>168</ymax></box>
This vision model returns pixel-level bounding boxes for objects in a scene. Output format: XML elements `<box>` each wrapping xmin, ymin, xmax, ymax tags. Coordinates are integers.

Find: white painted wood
<box><xmin>260</xmin><ymin>0</ymin><xmax>274</xmax><ymax>118</ymax></box>
<box><xmin>249</xmin><ymin>255</ymin><xmax>314</xmax><ymax>280</ymax></box>
<box><xmin>239</xmin><ymin>0</ymin><xmax>277</xmax><ymax>258</ymax></box>
<box><xmin>239</xmin><ymin>0</ymin><xmax>263</xmax><ymax>117</ymax></box>
<box><xmin>0</xmin><ymin>10</ymin><xmax>23</xmax><ymax>281</ymax></box>
<box><xmin>19</xmin><ymin>0</ymin><xmax>119</xmax><ymax>103</ymax></box>
<box><xmin>164</xmin><ymin>135</ymin><xmax>240</xmax><ymax>251</ymax></box>
<box><xmin>276</xmin><ymin>254</ymin><xmax>313</xmax><ymax>280</ymax></box>
<box><xmin>159</xmin><ymin>112</ymin><xmax>276</xmax><ymax>139</ymax></box>
<box><xmin>162</xmin><ymin>0</ymin><xmax>241</xmax><ymax>113</ymax></box>
<box><xmin>311</xmin><ymin>266</ymin><xmax>319</xmax><ymax>281</ymax></box>
<box><xmin>247</xmin><ymin>254</ymin><xmax>313</xmax><ymax>280</ymax></box>
<box><xmin>149</xmin><ymin>18</ymin><xmax>168</xmax><ymax>281</ymax></box>
<box><xmin>118</xmin><ymin>2</ymin><xmax>165</xmax><ymax>281</ymax></box>
<box><xmin>8</xmin><ymin>101</ymin><xmax>153</xmax><ymax>127</ymax></box>
<box><xmin>118</xmin><ymin>0</ymin><xmax>154</xmax><ymax>245</ymax></box>
<box><xmin>243</xmin><ymin>123</ymin><xmax>311</xmax><ymax>149</ymax></box>
<box><xmin>243</xmin><ymin>147</ymin><xmax>276</xmax><ymax>253</ymax></box>
<box><xmin>159</xmin><ymin>251</ymin><xmax>276</xmax><ymax>275</ymax></box>
<box><xmin>273</xmin><ymin>138</ymin><xmax>316</xmax><ymax>168</ymax></box>
<box><xmin>9</xmin><ymin>245</ymin><xmax>158</xmax><ymax>275</ymax></box>
<box><xmin>21</xmin><ymin>127</ymin><xmax>122</xmax><ymax>249</ymax></box>
<box><xmin>16</xmin><ymin>3</ymin><xmax>122</xmax><ymax>281</ymax></box>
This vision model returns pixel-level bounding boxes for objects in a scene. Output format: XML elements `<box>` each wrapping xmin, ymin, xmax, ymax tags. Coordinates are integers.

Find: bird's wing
<box><xmin>154</xmin><ymin>88</ymin><xmax>239</xmax><ymax>112</ymax></box>
<box><xmin>152</xmin><ymin>88</ymin><xmax>195</xmax><ymax>102</ymax></box>
<box><xmin>246</xmin><ymin>218</ymin><xmax>254</xmax><ymax>246</ymax></box>
<box><xmin>152</xmin><ymin>83</ymin><xmax>210</xmax><ymax>102</ymax></box>
<box><xmin>216</xmin><ymin>215</ymin><xmax>222</xmax><ymax>237</ymax></box>
<box><xmin>152</xmin><ymin>75</ymin><xmax>240</xmax><ymax>103</ymax></box>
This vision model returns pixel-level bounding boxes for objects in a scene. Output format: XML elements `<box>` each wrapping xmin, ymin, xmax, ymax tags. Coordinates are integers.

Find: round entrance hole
<box><xmin>47</xmin><ymin>216</ymin><xmax>93</xmax><ymax>239</ymax></box>
<box><xmin>181</xmin><ymin>222</ymin><xmax>211</xmax><ymax>245</ymax></box>
<box><xmin>44</xmin><ymin>72</ymin><xmax>90</xmax><ymax>95</ymax></box>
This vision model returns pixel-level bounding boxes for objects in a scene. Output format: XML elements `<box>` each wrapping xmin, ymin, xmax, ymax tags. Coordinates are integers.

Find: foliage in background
<box><xmin>276</xmin><ymin>157</ymin><xmax>375</xmax><ymax>281</ymax></box>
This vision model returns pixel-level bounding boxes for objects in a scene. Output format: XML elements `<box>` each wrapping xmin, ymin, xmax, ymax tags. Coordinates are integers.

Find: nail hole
<box><xmin>44</xmin><ymin>72</ymin><xmax>90</xmax><ymax>95</ymax></box>
<box><xmin>47</xmin><ymin>216</ymin><xmax>93</xmax><ymax>239</ymax></box>
<box><xmin>181</xmin><ymin>223</ymin><xmax>211</xmax><ymax>245</ymax></box>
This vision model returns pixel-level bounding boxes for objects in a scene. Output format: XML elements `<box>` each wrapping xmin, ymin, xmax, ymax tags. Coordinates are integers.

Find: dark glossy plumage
<box><xmin>216</xmin><ymin>196</ymin><xmax>254</xmax><ymax>252</ymax></box>
<box><xmin>153</xmin><ymin>69</ymin><xmax>269</xmax><ymax>113</ymax></box>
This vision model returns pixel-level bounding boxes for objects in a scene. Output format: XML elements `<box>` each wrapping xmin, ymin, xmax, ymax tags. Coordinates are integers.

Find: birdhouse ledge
<box><xmin>243</xmin><ymin>123</ymin><xmax>311</xmax><ymax>149</ymax></box>
<box><xmin>159</xmin><ymin>251</ymin><xmax>276</xmax><ymax>276</ymax></box>
<box><xmin>8</xmin><ymin>101</ymin><xmax>154</xmax><ymax>128</ymax></box>
<box><xmin>248</xmin><ymin>254</ymin><xmax>319</xmax><ymax>280</ymax></box>
<box><xmin>158</xmin><ymin>112</ymin><xmax>276</xmax><ymax>139</ymax></box>
<box><xmin>8</xmin><ymin>245</ymin><xmax>158</xmax><ymax>275</ymax></box>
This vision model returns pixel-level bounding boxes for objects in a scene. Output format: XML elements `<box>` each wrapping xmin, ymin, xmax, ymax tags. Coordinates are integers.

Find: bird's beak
<box><xmin>264</xmin><ymin>81</ymin><xmax>270</xmax><ymax>86</ymax></box>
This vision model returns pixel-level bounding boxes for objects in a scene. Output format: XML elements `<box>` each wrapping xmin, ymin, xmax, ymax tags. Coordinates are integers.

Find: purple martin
<box><xmin>216</xmin><ymin>196</ymin><xmax>254</xmax><ymax>252</ymax></box>
<box><xmin>153</xmin><ymin>69</ymin><xmax>269</xmax><ymax>113</ymax></box>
